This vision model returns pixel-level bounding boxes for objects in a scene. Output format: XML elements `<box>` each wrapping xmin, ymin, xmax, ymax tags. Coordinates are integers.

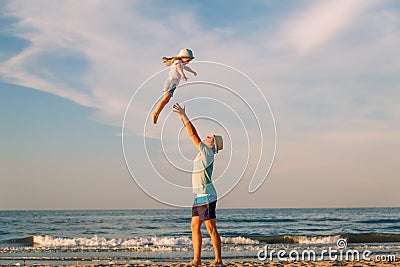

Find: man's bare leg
<box><xmin>186</xmin><ymin>216</ymin><xmax>202</xmax><ymax>266</ymax></box>
<box><xmin>205</xmin><ymin>218</ymin><xmax>223</xmax><ymax>265</ymax></box>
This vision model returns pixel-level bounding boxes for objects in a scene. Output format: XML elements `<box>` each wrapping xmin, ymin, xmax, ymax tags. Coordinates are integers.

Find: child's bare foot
<box><xmin>209</xmin><ymin>260</ymin><xmax>224</xmax><ymax>266</ymax></box>
<box><xmin>152</xmin><ymin>112</ymin><xmax>159</xmax><ymax>124</ymax></box>
<box><xmin>185</xmin><ymin>259</ymin><xmax>202</xmax><ymax>266</ymax></box>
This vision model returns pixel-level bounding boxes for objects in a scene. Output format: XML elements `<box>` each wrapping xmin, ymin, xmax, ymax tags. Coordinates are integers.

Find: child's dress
<box><xmin>163</xmin><ymin>59</ymin><xmax>185</xmax><ymax>97</ymax></box>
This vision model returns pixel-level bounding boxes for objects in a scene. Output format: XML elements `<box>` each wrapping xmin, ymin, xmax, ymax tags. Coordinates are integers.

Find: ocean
<box><xmin>1</xmin><ymin>208</ymin><xmax>399</xmax><ymax>265</ymax></box>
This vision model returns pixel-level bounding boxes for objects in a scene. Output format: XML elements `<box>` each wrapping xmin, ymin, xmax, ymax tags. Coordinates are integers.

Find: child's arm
<box><xmin>176</xmin><ymin>63</ymin><xmax>188</xmax><ymax>81</ymax></box>
<box><xmin>184</xmin><ymin>66</ymin><xmax>197</xmax><ymax>76</ymax></box>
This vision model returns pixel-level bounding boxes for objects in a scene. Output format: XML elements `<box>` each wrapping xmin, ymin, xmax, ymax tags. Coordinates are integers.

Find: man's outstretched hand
<box><xmin>173</xmin><ymin>103</ymin><xmax>186</xmax><ymax>117</ymax></box>
<box><xmin>173</xmin><ymin>103</ymin><xmax>200</xmax><ymax>148</ymax></box>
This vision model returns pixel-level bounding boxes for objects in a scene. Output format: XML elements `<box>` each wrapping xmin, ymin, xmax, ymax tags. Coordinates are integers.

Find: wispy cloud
<box><xmin>276</xmin><ymin>0</ymin><xmax>379</xmax><ymax>55</ymax></box>
<box><xmin>1</xmin><ymin>0</ymin><xmax>399</xmax><ymax>134</ymax></box>
<box><xmin>0</xmin><ymin>1</ymin><xmax>237</xmax><ymax>128</ymax></box>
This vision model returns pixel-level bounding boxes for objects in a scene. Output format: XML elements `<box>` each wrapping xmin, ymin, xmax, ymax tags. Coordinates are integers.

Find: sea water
<box><xmin>0</xmin><ymin>208</ymin><xmax>399</xmax><ymax>264</ymax></box>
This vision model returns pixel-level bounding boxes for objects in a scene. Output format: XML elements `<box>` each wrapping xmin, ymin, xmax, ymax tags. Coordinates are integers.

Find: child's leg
<box><xmin>152</xmin><ymin>93</ymin><xmax>171</xmax><ymax>124</ymax></box>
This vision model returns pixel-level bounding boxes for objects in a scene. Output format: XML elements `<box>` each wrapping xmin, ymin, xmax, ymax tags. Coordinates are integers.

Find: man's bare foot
<box><xmin>152</xmin><ymin>112</ymin><xmax>159</xmax><ymax>124</ymax></box>
<box><xmin>209</xmin><ymin>260</ymin><xmax>224</xmax><ymax>266</ymax></box>
<box><xmin>185</xmin><ymin>259</ymin><xmax>202</xmax><ymax>266</ymax></box>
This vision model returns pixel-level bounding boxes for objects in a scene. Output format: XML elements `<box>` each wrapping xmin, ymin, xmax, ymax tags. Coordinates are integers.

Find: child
<box><xmin>152</xmin><ymin>48</ymin><xmax>197</xmax><ymax>124</ymax></box>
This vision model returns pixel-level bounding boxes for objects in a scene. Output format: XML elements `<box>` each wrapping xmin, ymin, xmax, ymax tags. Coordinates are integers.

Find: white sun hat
<box><xmin>176</xmin><ymin>48</ymin><xmax>194</xmax><ymax>58</ymax></box>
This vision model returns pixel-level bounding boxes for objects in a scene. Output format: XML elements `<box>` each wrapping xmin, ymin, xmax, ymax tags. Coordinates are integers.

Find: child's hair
<box><xmin>162</xmin><ymin>57</ymin><xmax>175</xmax><ymax>66</ymax></box>
<box><xmin>162</xmin><ymin>56</ymin><xmax>193</xmax><ymax>66</ymax></box>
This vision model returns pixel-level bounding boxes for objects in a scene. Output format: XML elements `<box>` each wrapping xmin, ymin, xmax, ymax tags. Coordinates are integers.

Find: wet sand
<box><xmin>2</xmin><ymin>260</ymin><xmax>400</xmax><ymax>267</ymax></box>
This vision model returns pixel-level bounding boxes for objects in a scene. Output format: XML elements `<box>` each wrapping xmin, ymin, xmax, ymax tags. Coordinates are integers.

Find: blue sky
<box><xmin>1</xmin><ymin>0</ymin><xmax>399</xmax><ymax>209</ymax></box>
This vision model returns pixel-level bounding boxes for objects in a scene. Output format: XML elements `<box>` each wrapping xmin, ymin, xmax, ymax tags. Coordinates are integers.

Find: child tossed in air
<box><xmin>152</xmin><ymin>48</ymin><xmax>197</xmax><ymax>124</ymax></box>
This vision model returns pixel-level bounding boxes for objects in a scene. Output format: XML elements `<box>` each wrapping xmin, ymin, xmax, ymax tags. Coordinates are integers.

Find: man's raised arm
<box><xmin>173</xmin><ymin>103</ymin><xmax>201</xmax><ymax>149</ymax></box>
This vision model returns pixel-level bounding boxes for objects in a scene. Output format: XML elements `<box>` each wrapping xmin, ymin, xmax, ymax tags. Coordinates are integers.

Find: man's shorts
<box><xmin>163</xmin><ymin>80</ymin><xmax>177</xmax><ymax>97</ymax></box>
<box><xmin>192</xmin><ymin>201</ymin><xmax>217</xmax><ymax>221</ymax></box>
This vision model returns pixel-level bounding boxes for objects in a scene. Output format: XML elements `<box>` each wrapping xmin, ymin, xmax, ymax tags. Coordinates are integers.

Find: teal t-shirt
<box><xmin>192</xmin><ymin>142</ymin><xmax>217</xmax><ymax>195</ymax></box>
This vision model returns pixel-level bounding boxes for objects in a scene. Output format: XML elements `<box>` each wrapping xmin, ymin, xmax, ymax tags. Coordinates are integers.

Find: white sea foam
<box><xmin>32</xmin><ymin>235</ymin><xmax>183</xmax><ymax>247</ymax></box>
<box><xmin>32</xmin><ymin>235</ymin><xmax>258</xmax><ymax>248</ymax></box>
<box><xmin>4</xmin><ymin>236</ymin><xmax>400</xmax><ymax>254</ymax></box>
<box><xmin>150</xmin><ymin>236</ymin><xmax>192</xmax><ymax>246</ymax></box>
<box><xmin>221</xmin><ymin>236</ymin><xmax>259</xmax><ymax>245</ymax></box>
<box><xmin>297</xmin><ymin>235</ymin><xmax>342</xmax><ymax>244</ymax></box>
<box><xmin>28</xmin><ymin>234</ymin><xmax>348</xmax><ymax>253</ymax></box>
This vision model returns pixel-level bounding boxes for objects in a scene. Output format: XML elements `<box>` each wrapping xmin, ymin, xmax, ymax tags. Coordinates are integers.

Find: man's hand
<box><xmin>173</xmin><ymin>103</ymin><xmax>201</xmax><ymax>148</ymax></box>
<box><xmin>173</xmin><ymin>103</ymin><xmax>186</xmax><ymax>117</ymax></box>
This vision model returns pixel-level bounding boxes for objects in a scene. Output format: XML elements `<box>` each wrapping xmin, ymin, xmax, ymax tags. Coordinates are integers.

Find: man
<box><xmin>173</xmin><ymin>103</ymin><xmax>224</xmax><ymax>266</ymax></box>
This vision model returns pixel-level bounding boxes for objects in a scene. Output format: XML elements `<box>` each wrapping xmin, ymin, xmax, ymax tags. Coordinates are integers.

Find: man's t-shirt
<box><xmin>192</xmin><ymin>142</ymin><xmax>217</xmax><ymax>196</ymax></box>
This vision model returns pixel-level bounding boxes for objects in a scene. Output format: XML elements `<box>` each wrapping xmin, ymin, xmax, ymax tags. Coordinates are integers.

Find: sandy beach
<box><xmin>2</xmin><ymin>260</ymin><xmax>400</xmax><ymax>267</ymax></box>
